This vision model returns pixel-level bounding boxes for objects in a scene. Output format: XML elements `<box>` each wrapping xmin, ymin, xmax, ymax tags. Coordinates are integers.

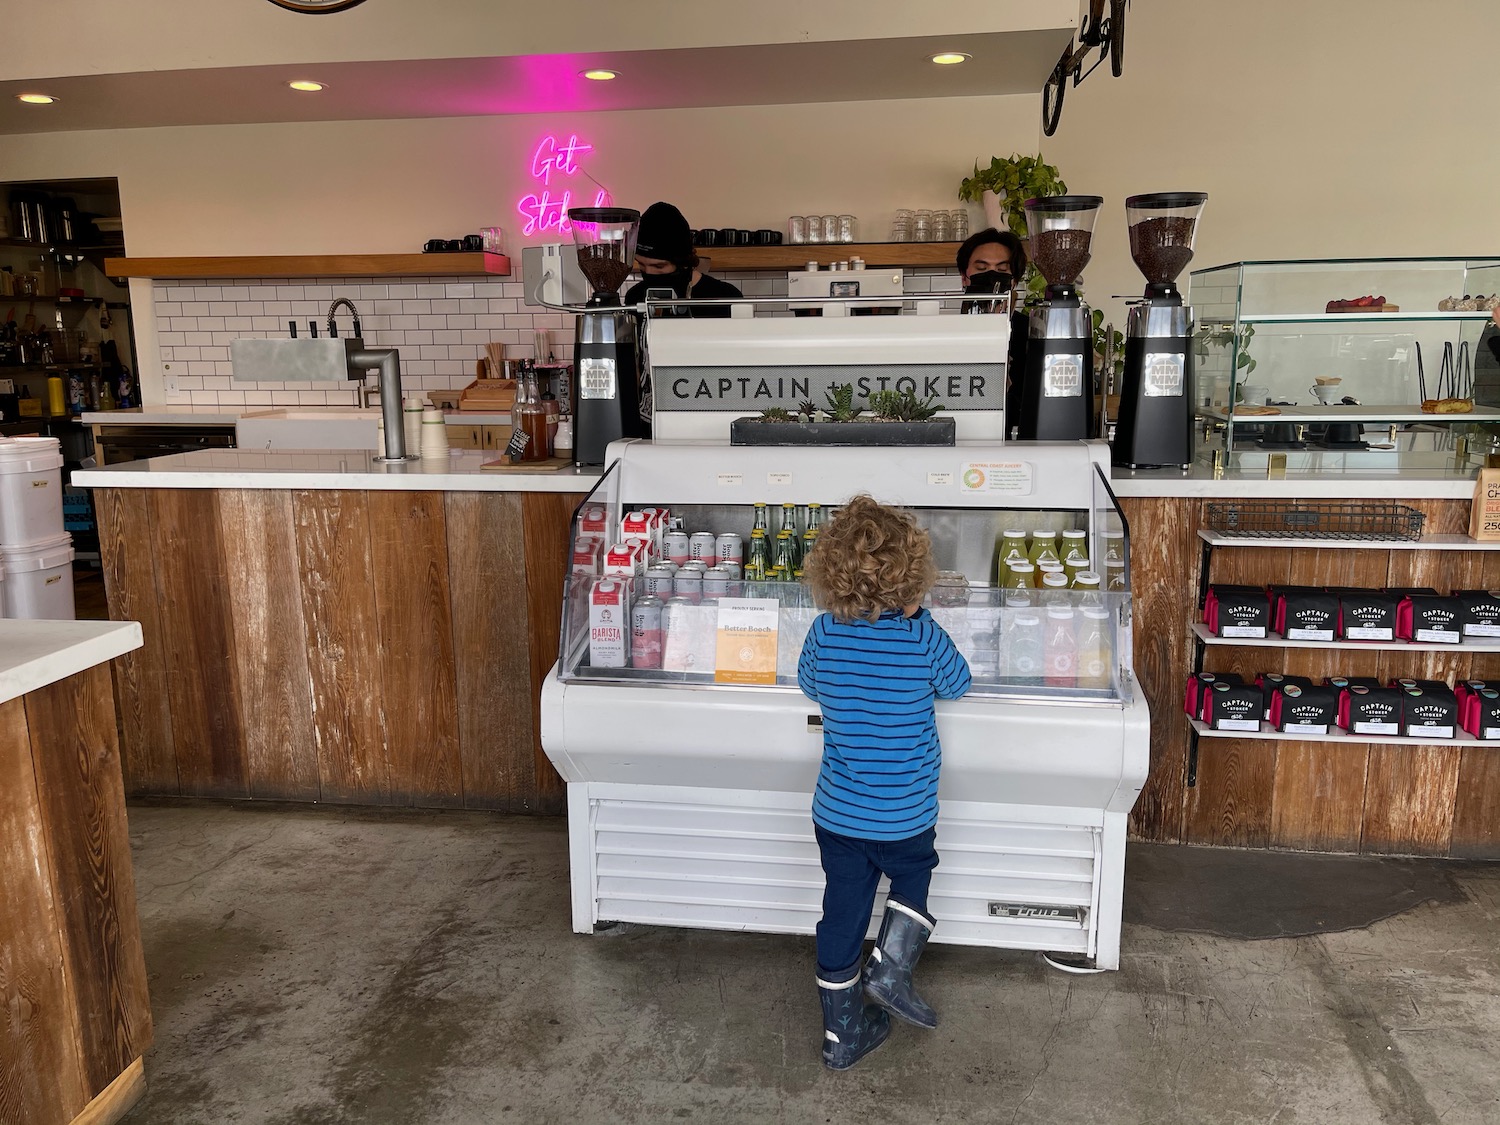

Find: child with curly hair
<box><xmin>797</xmin><ymin>495</ymin><xmax>972</xmax><ymax>1070</ymax></box>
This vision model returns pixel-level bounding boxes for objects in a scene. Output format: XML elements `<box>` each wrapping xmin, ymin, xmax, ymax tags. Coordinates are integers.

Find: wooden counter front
<box><xmin>94</xmin><ymin>487</ymin><xmax>585</xmax><ymax>813</ymax></box>
<box><xmin>0</xmin><ymin>662</ymin><xmax>151</xmax><ymax>1125</ymax></box>
<box><xmin>1122</xmin><ymin>495</ymin><xmax>1500</xmax><ymax>858</ymax></box>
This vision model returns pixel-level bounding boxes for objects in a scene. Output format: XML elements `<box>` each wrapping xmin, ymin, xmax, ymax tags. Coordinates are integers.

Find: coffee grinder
<box><xmin>1112</xmin><ymin>192</ymin><xmax>1208</xmax><ymax>470</ymax></box>
<box><xmin>1017</xmin><ymin>195</ymin><xmax>1103</xmax><ymax>441</ymax></box>
<box><xmin>568</xmin><ymin>206</ymin><xmax>646</xmax><ymax>465</ymax></box>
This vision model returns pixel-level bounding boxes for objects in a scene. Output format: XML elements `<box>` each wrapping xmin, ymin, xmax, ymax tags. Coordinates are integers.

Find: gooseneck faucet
<box><xmin>327</xmin><ymin>298</ymin><xmax>363</xmax><ymax>340</ymax></box>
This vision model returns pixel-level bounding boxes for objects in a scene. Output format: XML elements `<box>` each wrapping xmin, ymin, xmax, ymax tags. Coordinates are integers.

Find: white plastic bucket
<box><xmin>0</xmin><ymin>437</ymin><xmax>66</xmax><ymax>547</ymax></box>
<box><xmin>0</xmin><ymin>532</ymin><xmax>75</xmax><ymax>620</ymax></box>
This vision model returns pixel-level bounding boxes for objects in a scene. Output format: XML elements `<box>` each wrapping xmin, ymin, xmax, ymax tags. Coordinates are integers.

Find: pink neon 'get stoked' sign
<box><xmin>517</xmin><ymin>133</ymin><xmax>609</xmax><ymax>237</ymax></box>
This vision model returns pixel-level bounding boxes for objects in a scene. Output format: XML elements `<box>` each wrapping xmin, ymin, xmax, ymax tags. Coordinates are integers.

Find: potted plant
<box><xmin>958</xmin><ymin>154</ymin><xmax>1067</xmax><ymax>240</ymax></box>
<box><xmin>729</xmin><ymin>385</ymin><xmax>955</xmax><ymax>447</ymax></box>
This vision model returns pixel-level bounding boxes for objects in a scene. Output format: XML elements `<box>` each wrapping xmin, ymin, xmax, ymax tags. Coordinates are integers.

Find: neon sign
<box><xmin>517</xmin><ymin>133</ymin><xmax>610</xmax><ymax>237</ymax></box>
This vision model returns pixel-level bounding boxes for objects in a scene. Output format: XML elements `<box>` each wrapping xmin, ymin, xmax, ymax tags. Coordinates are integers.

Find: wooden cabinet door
<box><xmin>447</xmin><ymin>424</ymin><xmax>483</xmax><ymax>450</ymax></box>
<box><xmin>482</xmin><ymin>426</ymin><xmax>509</xmax><ymax>451</ymax></box>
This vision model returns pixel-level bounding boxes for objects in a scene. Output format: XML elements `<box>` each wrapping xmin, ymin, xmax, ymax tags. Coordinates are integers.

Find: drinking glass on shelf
<box><xmin>913</xmin><ymin>209</ymin><xmax>933</xmax><ymax>242</ymax></box>
<box><xmin>789</xmin><ymin>215</ymin><xmax>808</xmax><ymax>244</ymax></box>
<box><xmin>932</xmin><ymin>211</ymin><xmax>951</xmax><ymax>242</ymax></box>
<box><xmin>838</xmin><ymin>215</ymin><xmax>857</xmax><ymax>243</ymax></box>
<box><xmin>480</xmin><ymin>226</ymin><xmax>505</xmax><ymax>254</ymax></box>
<box><xmin>950</xmin><ymin>209</ymin><xmax>969</xmax><ymax>241</ymax></box>
<box><xmin>890</xmin><ymin>209</ymin><xmax>913</xmax><ymax>243</ymax></box>
<box><xmin>806</xmin><ymin>215</ymin><xmax>824</xmax><ymax>243</ymax></box>
<box><xmin>821</xmin><ymin>215</ymin><xmax>838</xmax><ymax>245</ymax></box>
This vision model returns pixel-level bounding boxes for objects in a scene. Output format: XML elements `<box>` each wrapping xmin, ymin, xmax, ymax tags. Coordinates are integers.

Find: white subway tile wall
<box><xmin>153</xmin><ymin>268</ymin><xmax>961</xmax><ymax>406</ymax></box>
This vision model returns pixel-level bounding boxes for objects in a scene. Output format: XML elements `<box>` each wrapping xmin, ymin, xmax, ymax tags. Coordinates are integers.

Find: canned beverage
<box><xmin>644</xmin><ymin>564</ymin><xmax>677</xmax><ymax>597</ymax></box>
<box><xmin>716</xmin><ymin>533</ymin><xmax>744</xmax><ymax>567</ymax></box>
<box><xmin>630</xmin><ymin>596</ymin><xmax>664</xmax><ymax>669</ymax></box>
<box><xmin>717</xmin><ymin>561</ymin><xmax>742</xmax><ymax>580</ymax></box>
<box><xmin>703</xmin><ymin>566</ymin><xmax>732</xmax><ymax>597</ymax></box>
<box><xmin>678</xmin><ymin>560</ymin><xmax>709</xmax><ymax>575</ymax></box>
<box><xmin>665</xmin><ymin>530</ymin><xmax>691</xmax><ymax>566</ymax></box>
<box><xmin>675</xmin><ymin>570</ymin><xmax>703</xmax><ymax>603</ymax></box>
<box><xmin>689</xmin><ymin>531</ymin><xmax>717</xmax><ymax>563</ymax></box>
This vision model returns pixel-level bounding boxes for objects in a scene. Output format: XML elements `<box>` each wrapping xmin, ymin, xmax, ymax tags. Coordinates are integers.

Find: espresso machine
<box><xmin>1111</xmin><ymin>192</ymin><xmax>1208</xmax><ymax>470</ymax></box>
<box><xmin>568</xmin><ymin>206</ymin><xmax>647</xmax><ymax>465</ymax></box>
<box><xmin>1017</xmin><ymin>195</ymin><xmax>1103</xmax><ymax>441</ymax></box>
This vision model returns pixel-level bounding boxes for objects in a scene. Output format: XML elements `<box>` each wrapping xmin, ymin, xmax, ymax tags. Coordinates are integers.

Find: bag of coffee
<box><xmin>1204</xmin><ymin>584</ymin><xmax>1271</xmax><ymax>638</ymax></box>
<box><xmin>1397</xmin><ymin>594</ymin><xmax>1462</xmax><ymax>644</ymax></box>
<box><xmin>1384</xmin><ymin>586</ymin><xmax>1440</xmax><ymax>597</ymax></box>
<box><xmin>1256</xmin><ymin>672</ymin><xmax>1314</xmax><ymax>721</ymax></box>
<box><xmin>1325</xmin><ymin>675</ymin><xmax>1383</xmax><ymax>691</ymax></box>
<box><xmin>1392</xmin><ymin>676</ymin><xmax>1451</xmax><ymax>695</ymax></box>
<box><xmin>1455</xmin><ymin>590</ymin><xmax>1500</xmax><ymax>637</ymax></box>
<box><xmin>1275</xmin><ymin>588</ymin><xmax>1339</xmax><ymax>641</ymax></box>
<box><xmin>1338</xmin><ymin>684</ymin><xmax>1404</xmax><ymax>735</ymax></box>
<box><xmin>1402</xmin><ymin>684</ymin><xmax>1458</xmax><ymax>739</ymax></box>
<box><xmin>1183</xmin><ymin>671</ymin><xmax>1245</xmax><ymax>719</ymax></box>
<box><xmin>1270</xmin><ymin>682</ymin><xmax>1338</xmax><ymax>734</ymax></box>
<box><xmin>1336</xmin><ymin>589</ymin><xmax>1399</xmax><ymax>641</ymax></box>
<box><xmin>1204</xmin><ymin>679</ymin><xmax>1264</xmax><ymax>731</ymax></box>
<box><xmin>1460</xmin><ymin>687</ymin><xmax>1500</xmax><ymax>739</ymax></box>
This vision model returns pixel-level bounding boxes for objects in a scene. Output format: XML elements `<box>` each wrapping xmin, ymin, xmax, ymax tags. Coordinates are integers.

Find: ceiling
<box><xmin>0</xmin><ymin>30</ymin><xmax>1074</xmax><ymax>136</ymax></box>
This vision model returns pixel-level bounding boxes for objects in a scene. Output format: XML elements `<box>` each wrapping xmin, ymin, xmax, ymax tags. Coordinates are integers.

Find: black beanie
<box><xmin>635</xmin><ymin>201</ymin><xmax>693</xmax><ymax>265</ymax></box>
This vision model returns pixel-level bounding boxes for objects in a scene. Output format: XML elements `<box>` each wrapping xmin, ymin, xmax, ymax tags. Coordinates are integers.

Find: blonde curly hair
<box><xmin>803</xmin><ymin>495</ymin><xmax>937</xmax><ymax>623</ymax></box>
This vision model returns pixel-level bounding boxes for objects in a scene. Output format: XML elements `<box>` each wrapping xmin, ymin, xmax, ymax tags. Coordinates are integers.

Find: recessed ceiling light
<box><xmin>581</xmin><ymin>69</ymin><xmax>619</xmax><ymax>81</ymax></box>
<box><xmin>930</xmin><ymin>52</ymin><xmax>971</xmax><ymax>66</ymax></box>
<box><xmin>16</xmin><ymin>93</ymin><xmax>58</xmax><ymax>105</ymax></box>
<box><xmin>288</xmin><ymin>80</ymin><xmax>326</xmax><ymax>92</ymax></box>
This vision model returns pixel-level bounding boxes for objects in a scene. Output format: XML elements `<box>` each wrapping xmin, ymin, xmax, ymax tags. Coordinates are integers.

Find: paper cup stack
<box><xmin>420</xmin><ymin>407</ymin><xmax>450</xmax><ymax>459</ymax></box>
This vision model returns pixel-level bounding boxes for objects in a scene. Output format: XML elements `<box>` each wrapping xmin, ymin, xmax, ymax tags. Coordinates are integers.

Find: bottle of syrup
<box><xmin>513</xmin><ymin>361</ymin><xmax>550</xmax><ymax>462</ymax></box>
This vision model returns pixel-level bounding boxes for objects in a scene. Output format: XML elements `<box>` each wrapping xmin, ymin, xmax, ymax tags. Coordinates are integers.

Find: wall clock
<box><xmin>267</xmin><ymin>0</ymin><xmax>369</xmax><ymax>12</ymax></box>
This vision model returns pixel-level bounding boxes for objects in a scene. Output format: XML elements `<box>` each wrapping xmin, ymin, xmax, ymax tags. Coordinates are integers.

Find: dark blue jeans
<box><xmin>814</xmin><ymin>824</ymin><xmax>938</xmax><ymax>979</ymax></box>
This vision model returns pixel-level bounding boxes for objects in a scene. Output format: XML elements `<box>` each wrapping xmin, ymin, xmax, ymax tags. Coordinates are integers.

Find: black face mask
<box><xmin>663</xmin><ymin>267</ymin><xmax>693</xmax><ymax>298</ymax></box>
<box><xmin>965</xmin><ymin>269</ymin><xmax>1013</xmax><ymax>294</ymax></box>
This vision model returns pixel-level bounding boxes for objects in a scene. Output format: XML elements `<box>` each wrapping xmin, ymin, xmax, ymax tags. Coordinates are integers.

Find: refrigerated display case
<box><xmin>540</xmin><ymin>439</ymin><xmax>1149</xmax><ymax>969</ymax></box>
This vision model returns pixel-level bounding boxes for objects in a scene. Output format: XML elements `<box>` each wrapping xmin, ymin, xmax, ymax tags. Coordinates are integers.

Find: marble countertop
<box><xmin>0</xmin><ymin>620</ymin><xmax>144</xmax><ymax>705</ymax></box>
<box><xmin>71</xmin><ymin>448</ymin><xmax>604</xmax><ymax>493</ymax></box>
<box><xmin>66</xmin><ymin>441</ymin><xmax>1482</xmax><ymax>500</ymax></box>
<box><xmin>81</xmin><ymin>406</ymin><xmax>244</xmax><ymax>426</ymax></box>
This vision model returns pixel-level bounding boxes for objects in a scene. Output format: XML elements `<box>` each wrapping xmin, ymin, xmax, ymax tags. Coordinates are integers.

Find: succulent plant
<box><xmin>798</xmin><ymin>399</ymin><xmax>818</xmax><ymax>419</ymax></box>
<box><xmin>868</xmin><ymin>388</ymin><xmax>944</xmax><ymax>422</ymax></box>
<box><xmin>758</xmin><ymin>406</ymin><xmax>796</xmax><ymax>422</ymax></box>
<box><xmin>823</xmin><ymin>383</ymin><xmax>862</xmax><ymax>422</ymax></box>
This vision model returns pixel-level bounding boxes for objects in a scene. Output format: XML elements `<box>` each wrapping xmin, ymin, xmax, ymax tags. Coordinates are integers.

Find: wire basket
<box><xmin>1206</xmin><ymin>501</ymin><xmax>1426</xmax><ymax>541</ymax></box>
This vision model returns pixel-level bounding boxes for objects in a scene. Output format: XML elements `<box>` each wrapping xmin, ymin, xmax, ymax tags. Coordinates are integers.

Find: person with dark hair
<box><xmin>622</xmin><ymin>201</ymin><xmax>742</xmax><ymax>317</ymax></box>
<box><xmin>956</xmin><ymin>228</ymin><xmax>1030</xmax><ymax>429</ymax></box>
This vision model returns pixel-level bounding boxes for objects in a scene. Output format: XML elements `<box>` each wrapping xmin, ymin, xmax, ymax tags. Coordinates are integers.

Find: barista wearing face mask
<box><xmin>956</xmin><ymin>228</ymin><xmax>1030</xmax><ymax>429</ymax></box>
<box><xmin>623</xmin><ymin>201</ymin><xmax>743</xmax><ymax>317</ymax></box>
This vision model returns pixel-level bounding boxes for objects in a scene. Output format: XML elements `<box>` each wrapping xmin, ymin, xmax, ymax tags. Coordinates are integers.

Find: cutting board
<box><xmin>480</xmin><ymin>456</ymin><xmax>574</xmax><ymax>473</ymax></box>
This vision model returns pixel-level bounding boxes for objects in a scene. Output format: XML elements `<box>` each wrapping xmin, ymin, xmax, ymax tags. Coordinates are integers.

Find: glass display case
<box><xmin>541</xmin><ymin>440</ymin><xmax>1148</xmax><ymax>968</ymax></box>
<box><xmin>556</xmin><ymin>461</ymin><xmax>1133</xmax><ymax>705</ymax></box>
<box><xmin>1191</xmin><ymin>258</ymin><xmax>1500</xmax><ymax>454</ymax></box>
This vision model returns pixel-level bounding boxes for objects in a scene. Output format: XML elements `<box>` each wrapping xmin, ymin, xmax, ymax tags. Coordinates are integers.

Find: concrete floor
<box><xmin>121</xmin><ymin>802</ymin><xmax>1500</xmax><ymax>1125</ymax></box>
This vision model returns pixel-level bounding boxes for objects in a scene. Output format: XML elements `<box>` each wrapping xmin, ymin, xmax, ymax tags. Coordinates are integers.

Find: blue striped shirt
<box><xmin>798</xmin><ymin>608</ymin><xmax>972</xmax><ymax>840</ymax></box>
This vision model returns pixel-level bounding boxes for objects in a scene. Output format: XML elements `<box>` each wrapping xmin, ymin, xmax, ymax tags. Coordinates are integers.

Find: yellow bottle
<box><xmin>1028</xmin><ymin>530</ymin><xmax>1060</xmax><ymax>566</ymax></box>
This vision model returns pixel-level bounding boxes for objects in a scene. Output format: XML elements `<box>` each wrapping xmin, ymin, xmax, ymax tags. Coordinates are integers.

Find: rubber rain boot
<box><xmin>817</xmin><ymin>970</ymin><xmax>890</xmax><ymax>1070</ymax></box>
<box><xmin>863</xmin><ymin>899</ymin><xmax>939</xmax><ymax>1029</ymax></box>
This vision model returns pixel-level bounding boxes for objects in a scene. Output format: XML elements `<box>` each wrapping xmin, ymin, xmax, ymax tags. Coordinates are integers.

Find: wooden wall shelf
<box><xmin>102</xmin><ymin>253</ymin><xmax>512</xmax><ymax>279</ymax></box>
<box><xmin>697</xmin><ymin>242</ymin><xmax>961</xmax><ymax>271</ymax></box>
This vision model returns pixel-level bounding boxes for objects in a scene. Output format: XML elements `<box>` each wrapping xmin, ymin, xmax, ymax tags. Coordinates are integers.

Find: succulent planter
<box><xmin>730</xmin><ymin>417</ymin><xmax>956</xmax><ymax>447</ymax></box>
